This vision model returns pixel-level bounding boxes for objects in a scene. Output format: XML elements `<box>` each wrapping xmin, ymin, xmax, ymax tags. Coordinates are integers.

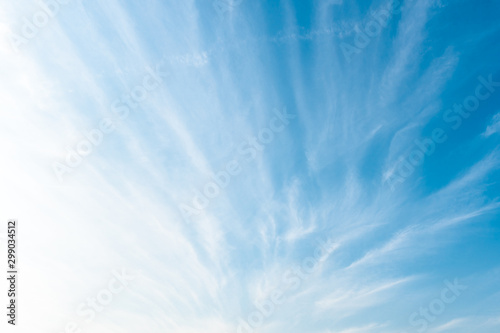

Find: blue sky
<box><xmin>1</xmin><ymin>0</ymin><xmax>500</xmax><ymax>332</ymax></box>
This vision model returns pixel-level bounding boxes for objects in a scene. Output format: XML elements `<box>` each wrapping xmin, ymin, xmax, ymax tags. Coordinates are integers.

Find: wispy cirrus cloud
<box><xmin>1</xmin><ymin>0</ymin><xmax>500</xmax><ymax>332</ymax></box>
